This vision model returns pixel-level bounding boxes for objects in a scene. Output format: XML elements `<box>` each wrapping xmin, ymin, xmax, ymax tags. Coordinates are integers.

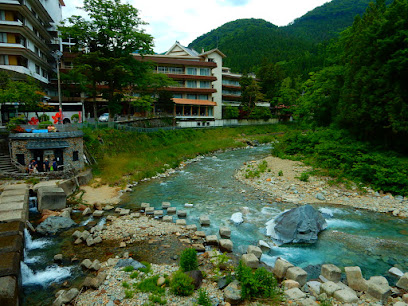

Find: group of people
<box><xmin>28</xmin><ymin>158</ymin><xmax>58</xmax><ymax>173</ymax></box>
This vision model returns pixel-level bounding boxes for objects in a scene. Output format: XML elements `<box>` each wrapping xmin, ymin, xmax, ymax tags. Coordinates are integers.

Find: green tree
<box><xmin>257</xmin><ymin>61</ymin><xmax>285</xmax><ymax>100</ymax></box>
<box><xmin>240</xmin><ymin>75</ymin><xmax>264</xmax><ymax>111</ymax></box>
<box><xmin>59</xmin><ymin>0</ymin><xmax>154</xmax><ymax>119</ymax></box>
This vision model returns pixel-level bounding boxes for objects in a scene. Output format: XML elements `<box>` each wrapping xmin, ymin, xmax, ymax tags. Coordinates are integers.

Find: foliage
<box><xmin>83</xmin><ymin>123</ymin><xmax>293</xmax><ymax>185</ymax></box>
<box><xmin>135</xmin><ymin>275</ymin><xmax>165</xmax><ymax>295</ymax></box>
<box><xmin>223</xmin><ymin>106</ymin><xmax>239</xmax><ymax>119</ymax></box>
<box><xmin>71</xmin><ymin>114</ymin><xmax>80</xmax><ymax>123</ymax></box>
<box><xmin>179</xmin><ymin>248</ymin><xmax>198</xmax><ymax>272</ymax></box>
<box><xmin>59</xmin><ymin>0</ymin><xmax>154</xmax><ymax>117</ymax></box>
<box><xmin>197</xmin><ymin>289</ymin><xmax>212</xmax><ymax>306</ymax></box>
<box><xmin>245</xmin><ymin>160</ymin><xmax>268</xmax><ymax>179</ymax></box>
<box><xmin>236</xmin><ymin>261</ymin><xmax>283</xmax><ymax>301</ymax></box>
<box><xmin>170</xmin><ymin>270</ymin><xmax>195</xmax><ymax>296</ymax></box>
<box><xmin>149</xmin><ymin>294</ymin><xmax>167</xmax><ymax>305</ymax></box>
<box><xmin>240</xmin><ymin>76</ymin><xmax>264</xmax><ymax>110</ymax></box>
<box><xmin>140</xmin><ymin>261</ymin><xmax>152</xmax><ymax>273</ymax></box>
<box><xmin>123</xmin><ymin>266</ymin><xmax>135</xmax><ymax>272</ymax></box>
<box><xmin>124</xmin><ymin>290</ymin><xmax>134</xmax><ymax>299</ymax></box>
<box><xmin>39</xmin><ymin>114</ymin><xmax>50</xmax><ymax>122</ymax></box>
<box><xmin>298</xmin><ymin>172</ymin><xmax>310</xmax><ymax>182</ymax></box>
<box><xmin>38</xmin><ymin>121</ymin><xmax>53</xmax><ymax>129</ymax></box>
<box><xmin>273</xmin><ymin>128</ymin><xmax>408</xmax><ymax>196</ymax></box>
<box><xmin>6</xmin><ymin>115</ymin><xmax>26</xmax><ymax>131</ymax></box>
<box><xmin>130</xmin><ymin>271</ymin><xmax>139</xmax><ymax>279</ymax></box>
<box><xmin>248</xmin><ymin>107</ymin><xmax>272</xmax><ymax>120</ymax></box>
<box><xmin>122</xmin><ymin>281</ymin><xmax>130</xmax><ymax>288</ymax></box>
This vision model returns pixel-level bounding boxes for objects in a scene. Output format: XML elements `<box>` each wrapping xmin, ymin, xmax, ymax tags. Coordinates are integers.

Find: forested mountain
<box><xmin>189</xmin><ymin>0</ymin><xmax>393</xmax><ymax>73</ymax></box>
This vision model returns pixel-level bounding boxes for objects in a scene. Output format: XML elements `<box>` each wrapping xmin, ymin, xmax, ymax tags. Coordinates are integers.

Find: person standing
<box><xmin>43</xmin><ymin>158</ymin><xmax>50</xmax><ymax>172</ymax></box>
<box><xmin>51</xmin><ymin>159</ymin><xmax>58</xmax><ymax>171</ymax></box>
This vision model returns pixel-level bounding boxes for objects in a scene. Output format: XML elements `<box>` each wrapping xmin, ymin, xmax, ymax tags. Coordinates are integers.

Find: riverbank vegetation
<box><xmin>273</xmin><ymin>128</ymin><xmax>408</xmax><ymax>196</ymax></box>
<box><xmin>83</xmin><ymin>124</ymin><xmax>294</xmax><ymax>185</ymax></box>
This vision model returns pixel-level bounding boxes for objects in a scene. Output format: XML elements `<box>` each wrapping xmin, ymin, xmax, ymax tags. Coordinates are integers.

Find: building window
<box><xmin>200</xmin><ymin>68</ymin><xmax>210</xmax><ymax>76</ymax></box>
<box><xmin>200</xmin><ymin>81</ymin><xmax>210</xmax><ymax>88</ymax></box>
<box><xmin>0</xmin><ymin>32</ymin><xmax>6</xmax><ymax>43</ymax></box>
<box><xmin>186</xmin><ymin>67</ymin><xmax>197</xmax><ymax>75</ymax></box>
<box><xmin>0</xmin><ymin>55</ymin><xmax>7</xmax><ymax>65</ymax></box>
<box><xmin>208</xmin><ymin>58</ymin><xmax>214</xmax><ymax>63</ymax></box>
<box><xmin>198</xmin><ymin>95</ymin><xmax>208</xmax><ymax>100</ymax></box>
<box><xmin>35</xmin><ymin>64</ymin><xmax>40</xmax><ymax>74</ymax></box>
<box><xmin>187</xmin><ymin>94</ymin><xmax>197</xmax><ymax>100</ymax></box>
<box><xmin>186</xmin><ymin>80</ymin><xmax>197</xmax><ymax>88</ymax></box>
<box><xmin>16</xmin><ymin>154</ymin><xmax>25</xmax><ymax>165</ymax></box>
<box><xmin>73</xmin><ymin>151</ymin><xmax>79</xmax><ymax>161</ymax></box>
<box><xmin>173</xmin><ymin>93</ymin><xmax>182</xmax><ymax>98</ymax></box>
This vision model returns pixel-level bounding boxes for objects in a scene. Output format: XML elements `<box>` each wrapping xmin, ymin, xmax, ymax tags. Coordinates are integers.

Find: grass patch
<box><xmin>139</xmin><ymin>261</ymin><xmax>152</xmax><ymax>274</ymax></box>
<box><xmin>245</xmin><ymin>160</ymin><xmax>269</xmax><ymax>179</ymax></box>
<box><xmin>135</xmin><ymin>275</ymin><xmax>165</xmax><ymax>295</ymax></box>
<box><xmin>83</xmin><ymin>123</ymin><xmax>296</xmax><ymax>185</ymax></box>
<box><xmin>122</xmin><ymin>266</ymin><xmax>134</xmax><ymax>272</ymax></box>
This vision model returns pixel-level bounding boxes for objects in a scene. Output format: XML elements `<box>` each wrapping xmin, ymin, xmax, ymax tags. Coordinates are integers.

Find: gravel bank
<box><xmin>235</xmin><ymin>156</ymin><xmax>408</xmax><ymax>217</ymax></box>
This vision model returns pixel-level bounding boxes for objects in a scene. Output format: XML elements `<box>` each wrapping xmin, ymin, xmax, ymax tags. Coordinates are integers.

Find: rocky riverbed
<box><xmin>235</xmin><ymin>156</ymin><xmax>408</xmax><ymax>218</ymax></box>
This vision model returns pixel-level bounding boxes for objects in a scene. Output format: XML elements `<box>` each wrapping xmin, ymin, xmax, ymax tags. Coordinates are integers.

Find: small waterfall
<box><xmin>97</xmin><ymin>217</ymin><xmax>106</xmax><ymax>227</ymax></box>
<box><xmin>81</xmin><ymin>216</ymin><xmax>93</xmax><ymax>226</ymax></box>
<box><xmin>21</xmin><ymin>262</ymin><xmax>72</xmax><ymax>287</ymax></box>
<box><xmin>24</xmin><ymin>229</ymin><xmax>50</xmax><ymax>251</ymax></box>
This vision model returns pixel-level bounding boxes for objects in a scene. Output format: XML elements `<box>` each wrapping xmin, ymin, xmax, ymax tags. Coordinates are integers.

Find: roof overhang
<box><xmin>173</xmin><ymin>98</ymin><xmax>217</xmax><ymax>106</ymax></box>
<box><xmin>26</xmin><ymin>140</ymin><xmax>69</xmax><ymax>149</ymax></box>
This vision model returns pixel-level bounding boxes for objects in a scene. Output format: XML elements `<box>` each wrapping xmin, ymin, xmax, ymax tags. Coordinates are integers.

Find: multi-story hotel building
<box><xmin>0</xmin><ymin>0</ymin><xmax>64</xmax><ymax>83</ymax></box>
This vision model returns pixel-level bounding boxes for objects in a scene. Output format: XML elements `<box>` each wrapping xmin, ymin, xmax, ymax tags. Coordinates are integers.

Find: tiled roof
<box><xmin>26</xmin><ymin>141</ymin><xmax>69</xmax><ymax>150</ymax></box>
<box><xmin>9</xmin><ymin>131</ymin><xmax>83</xmax><ymax>140</ymax></box>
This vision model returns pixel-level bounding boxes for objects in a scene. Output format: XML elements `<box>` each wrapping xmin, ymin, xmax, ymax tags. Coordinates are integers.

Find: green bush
<box><xmin>298</xmin><ymin>172</ymin><xmax>310</xmax><ymax>182</ymax></box>
<box><xmin>124</xmin><ymin>289</ymin><xmax>133</xmax><ymax>299</ymax></box>
<box><xmin>140</xmin><ymin>261</ymin><xmax>152</xmax><ymax>273</ymax></box>
<box><xmin>130</xmin><ymin>271</ymin><xmax>139</xmax><ymax>279</ymax></box>
<box><xmin>123</xmin><ymin>266</ymin><xmax>134</xmax><ymax>272</ymax></box>
<box><xmin>149</xmin><ymin>294</ymin><xmax>167</xmax><ymax>305</ymax></box>
<box><xmin>38</xmin><ymin>121</ymin><xmax>53</xmax><ymax>129</ymax></box>
<box><xmin>71</xmin><ymin>113</ymin><xmax>80</xmax><ymax>123</ymax></box>
<box><xmin>170</xmin><ymin>270</ymin><xmax>195</xmax><ymax>296</ymax></box>
<box><xmin>122</xmin><ymin>281</ymin><xmax>130</xmax><ymax>288</ymax></box>
<box><xmin>236</xmin><ymin>261</ymin><xmax>283</xmax><ymax>301</ymax></box>
<box><xmin>272</xmin><ymin>128</ymin><xmax>408</xmax><ymax>196</ymax></box>
<box><xmin>136</xmin><ymin>275</ymin><xmax>165</xmax><ymax>295</ymax></box>
<box><xmin>278</xmin><ymin>170</ymin><xmax>283</xmax><ymax>176</ymax></box>
<box><xmin>223</xmin><ymin>106</ymin><xmax>239</xmax><ymax>119</ymax></box>
<box><xmin>197</xmin><ymin>289</ymin><xmax>212</xmax><ymax>306</ymax></box>
<box><xmin>180</xmin><ymin>248</ymin><xmax>198</xmax><ymax>272</ymax></box>
<box><xmin>39</xmin><ymin>114</ymin><xmax>50</xmax><ymax>122</ymax></box>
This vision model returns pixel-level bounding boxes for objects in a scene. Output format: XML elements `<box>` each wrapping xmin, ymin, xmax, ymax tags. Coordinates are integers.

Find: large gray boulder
<box><xmin>266</xmin><ymin>205</ymin><xmax>327</xmax><ymax>244</ymax></box>
<box><xmin>36</xmin><ymin>216</ymin><xmax>76</xmax><ymax>235</ymax></box>
<box><xmin>37</xmin><ymin>186</ymin><xmax>66</xmax><ymax>212</ymax></box>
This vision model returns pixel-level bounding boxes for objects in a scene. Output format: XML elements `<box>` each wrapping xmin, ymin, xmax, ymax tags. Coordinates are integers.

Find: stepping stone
<box><xmin>321</xmin><ymin>264</ymin><xmax>342</xmax><ymax>283</ymax></box>
<box><xmin>167</xmin><ymin>207</ymin><xmax>177</xmax><ymax>214</ymax></box>
<box><xmin>273</xmin><ymin>258</ymin><xmax>294</xmax><ymax>279</ymax></box>
<box><xmin>219</xmin><ymin>239</ymin><xmax>233</xmax><ymax>253</ymax></box>
<box><xmin>219</xmin><ymin>226</ymin><xmax>231</xmax><ymax>238</ymax></box>
<box><xmin>186</xmin><ymin>224</ymin><xmax>197</xmax><ymax>231</ymax></box>
<box><xmin>199</xmin><ymin>215</ymin><xmax>210</xmax><ymax>226</ymax></box>
<box><xmin>162</xmin><ymin>202</ymin><xmax>171</xmax><ymax>209</ymax></box>
<box><xmin>92</xmin><ymin>210</ymin><xmax>104</xmax><ymax>217</ymax></box>
<box><xmin>145</xmin><ymin>207</ymin><xmax>154</xmax><ymax>215</ymax></box>
<box><xmin>177</xmin><ymin>210</ymin><xmax>187</xmax><ymax>217</ymax></box>
<box><xmin>286</xmin><ymin>266</ymin><xmax>308</xmax><ymax>287</ymax></box>
<box><xmin>205</xmin><ymin>235</ymin><xmax>218</xmax><ymax>246</ymax></box>
<box><xmin>192</xmin><ymin>243</ymin><xmax>205</xmax><ymax>252</ymax></box>
<box><xmin>140</xmin><ymin>203</ymin><xmax>150</xmax><ymax>209</ymax></box>
<box><xmin>195</xmin><ymin>231</ymin><xmax>206</xmax><ymax>237</ymax></box>
<box><xmin>176</xmin><ymin>219</ymin><xmax>186</xmax><ymax>226</ymax></box>
<box><xmin>247</xmin><ymin>245</ymin><xmax>262</xmax><ymax>259</ymax></box>
<box><xmin>241</xmin><ymin>253</ymin><xmax>259</xmax><ymax>269</ymax></box>
<box><xmin>163</xmin><ymin>216</ymin><xmax>173</xmax><ymax>223</ymax></box>
<box><xmin>154</xmin><ymin>210</ymin><xmax>163</xmax><ymax>217</ymax></box>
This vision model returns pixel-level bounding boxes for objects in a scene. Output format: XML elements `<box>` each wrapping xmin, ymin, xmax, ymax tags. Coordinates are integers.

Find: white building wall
<box><xmin>207</xmin><ymin>53</ymin><xmax>223</xmax><ymax>120</ymax></box>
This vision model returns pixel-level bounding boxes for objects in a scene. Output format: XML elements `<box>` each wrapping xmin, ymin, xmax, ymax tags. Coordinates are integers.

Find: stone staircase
<box><xmin>0</xmin><ymin>153</ymin><xmax>20</xmax><ymax>175</ymax></box>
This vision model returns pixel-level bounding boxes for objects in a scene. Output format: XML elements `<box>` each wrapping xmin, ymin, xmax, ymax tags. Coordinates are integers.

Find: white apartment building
<box><xmin>0</xmin><ymin>0</ymin><xmax>64</xmax><ymax>84</ymax></box>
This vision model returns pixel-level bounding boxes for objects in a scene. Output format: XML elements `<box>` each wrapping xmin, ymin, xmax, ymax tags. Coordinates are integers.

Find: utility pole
<box><xmin>53</xmin><ymin>50</ymin><xmax>63</xmax><ymax>124</ymax></box>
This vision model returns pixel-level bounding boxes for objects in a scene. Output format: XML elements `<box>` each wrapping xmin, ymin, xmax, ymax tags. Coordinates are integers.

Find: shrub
<box><xmin>122</xmin><ymin>281</ymin><xmax>130</xmax><ymax>289</ymax></box>
<box><xmin>123</xmin><ymin>266</ymin><xmax>134</xmax><ymax>272</ymax></box>
<box><xmin>180</xmin><ymin>248</ymin><xmax>198</xmax><ymax>272</ymax></box>
<box><xmin>149</xmin><ymin>294</ymin><xmax>167</xmax><ymax>305</ymax></box>
<box><xmin>38</xmin><ymin>121</ymin><xmax>53</xmax><ymax>129</ymax></box>
<box><xmin>278</xmin><ymin>170</ymin><xmax>283</xmax><ymax>176</ymax></box>
<box><xmin>124</xmin><ymin>289</ymin><xmax>133</xmax><ymax>299</ymax></box>
<box><xmin>39</xmin><ymin>114</ymin><xmax>50</xmax><ymax>122</ymax></box>
<box><xmin>136</xmin><ymin>275</ymin><xmax>165</xmax><ymax>295</ymax></box>
<box><xmin>140</xmin><ymin>261</ymin><xmax>152</xmax><ymax>273</ymax></box>
<box><xmin>130</xmin><ymin>271</ymin><xmax>139</xmax><ymax>279</ymax></box>
<box><xmin>298</xmin><ymin>172</ymin><xmax>310</xmax><ymax>182</ymax></box>
<box><xmin>197</xmin><ymin>289</ymin><xmax>212</xmax><ymax>306</ymax></box>
<box><xmin>170</xmin><ymin>270</ymin><xmax>195</xmax><ymax>296</ymax></box>
<box><xmin>71</xmin><ymin>113</ymin><xmax>80</xmax><ymax>123</ymax></box>
<box><xmin>236</xmin><ymin>261</ymin><xmax>283</xmax><ymax>302</ymax></box>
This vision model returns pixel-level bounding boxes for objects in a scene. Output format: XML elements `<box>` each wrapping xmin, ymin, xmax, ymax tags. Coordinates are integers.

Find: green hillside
<box><xmin>189</xmin><ymin>0</ymin><xmax>393</xmax><ymax>73</ymax></box>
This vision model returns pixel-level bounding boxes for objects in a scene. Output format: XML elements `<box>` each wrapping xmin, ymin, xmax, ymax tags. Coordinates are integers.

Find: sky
<box><xmin>62</xmin><ymin>0</ymin><xmax>331</xmax><ymax>54</ymax></box>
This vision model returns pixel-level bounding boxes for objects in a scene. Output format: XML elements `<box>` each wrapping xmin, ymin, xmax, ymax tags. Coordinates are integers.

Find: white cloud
<box><xmin>62</xmin><ymin>0</ymin><xmax>331</xmax><ymax>53</ymax></box>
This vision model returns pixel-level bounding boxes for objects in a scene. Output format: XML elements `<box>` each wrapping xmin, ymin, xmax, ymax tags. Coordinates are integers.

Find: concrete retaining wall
<box><xmin>0</xmin><ymin>184</ymin><xmax>29</xmax><ymax>305</ymax></box>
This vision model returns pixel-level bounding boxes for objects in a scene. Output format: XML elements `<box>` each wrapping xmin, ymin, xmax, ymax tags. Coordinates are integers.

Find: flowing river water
<box><xmin>23</xmin><ymin>145</ymin><xmax>408</xmax><ymax>304</ymax></box>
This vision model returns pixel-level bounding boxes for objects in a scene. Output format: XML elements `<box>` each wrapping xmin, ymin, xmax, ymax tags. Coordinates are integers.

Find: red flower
<box><xmin>28</xmin><ymin>117</ymin><xmax>39</xmax><ymax>125</ymax></box>
<box><xmin>52</xmin><ymin>112</ymin><xmax>61</xmax><ymax>124</ymax></box>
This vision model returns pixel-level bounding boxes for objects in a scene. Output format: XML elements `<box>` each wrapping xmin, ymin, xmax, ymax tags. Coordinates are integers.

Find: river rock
<box><xmin>230</xmin><ymin>212</ymin><xmax>244</xmax><ymax>224</ymax></box>
<box><xmin>195</xmin><ymin>231</ymin><xmax>206</xmax><ymax>237</ymax></box>
<box><xmin>140</xmin><ymin>203</ymin><xmax>150</xmax><ymax>209</ymax></box>
<box><xmin>241</xmin><ymin>253</ymin><xmax>259</xmax><ymax>269</ymax></box>
<box><xmin>92</xmin><ymin>210</ymin><xmax>104</xmax><ymax>217</ymax></box>
<box><xmin>283</xmin><ymin>279</ymin><xmax>300</xmax><ymax>290</ymax></box>
<box><xmin>273</xmin><ymin>258</ymin><xmax>294</xmax><ymax>279</ymax></box>
<box><xmin>266</xmin><ymin>204</ymin><xmax>327</xmax><ymax>244</ymax></box>
<box><xmin>345</xmin><ymin>266</ymin><xmax>367</xmax><ymax>292</ymax></box>
<box><xmin>199</xmin><ymin>215</ymin><xmax>210</xmax><ymax>226</ymax></box>
<box><xmin>367</xmin><ymin>276</ymin><xmax>392</xmax><ymax>302</ymax></box>
<box><xmin>315</xmin><ymin>193</ymin><xmax>326</xmax><ymax>201</ymax></box>
<box><xmin>81</xmin><ymin>259</ymin><xmax>92</xmax><ymax>269</ymax></box>
<box><xmin>72</xmin><ymin>230</ymin><xmax>82</xmax><ymax>239</ymax></box>
<box><xmin>321</xmin><ymin>264</ymin><xmax>342</xmax><ymax>282</ymax></box>
<box><xmin>258</xmin><ymin>240</ymin><xmax>271</xmax><ymax>251</ymax></box>
<box><xmin>192</xmin><ymin>243</ymin><xmax>205</xmax><ymax>252</ymax></box>
<box><xmin>186</xmin><ymin>224</ymin><xmax>197</xmax><ymax>231</ymax></box>
<box><xmin>82</xmin><ymin>272</ymin><xmax>107</xmax><ymax>289</ymax></box>
<box><xmin>90</xmin><ymin>259</ymin><xmax>101</xmax><ymax>271</ymax></box>
<box><xmin>52</xmin><ymin>288</ymin><xmax>79</xmax><ymax>306</ymax></box>
<box><xmin>219</xmin><ymin>226</ymin><xmax>231</xmax><ymax>238</ymax></box>
<box><xmin>163</xmin><ymin>216</ymin><xmax>173</xmax><ymax>223</ymax></box>
<box><xmin>115</xmin><ymin>258</ymin><xmax>145</xmax><ymax>270</ymax></box>
<box><xmin>206</xmin><ymin>235</ymin><xmax>219</xmax><ymax>246</ymax></box>
<box><xmin>286</xmin><ymin>266</ymin><xmax>308</xmax><ymax>287</ymax></box>
<box><xmin>397</xmin><ymin>273</ymin><xmax>408</xmax><ymax>290</ymax></box>
<box><xmin>36</xmin><ymin>216</ymin><xmax>76</xmax><ymax>235</ymax></box>
<box><xmin>176</xmin><ymin>219</ymin><xmax>186</xmax><ymax>226</ymax></box>
<box><xmin>82</xmin><ymin>207</ymin><xmax>92</xmax><ymax>215</ymax></box>
<box><xmin>307</xmin><ymin>281</ymin><xmax>321</xmax><ymax>297</ymax></box>
<box><xmin>219</xmin><ymin>239</ymin><xmax>233</xmax><ymax>252</ymax></box>
<box><xmin>389</xmin><ymin>267</ymin><xmax>404</xmax><ymax>278</ymax></box>
<box><xmin>247</xmin><ymin>245</ymin><xmax>262</xmax><ymax>259</ymax></box>
<box><xmin>54</xmin><ymin>254</ymin><xmax>63</xmax><ymax>262</ymax></box>
<box><xmin>224</xmin><ymin>280</ymin><xmax>242</xmax><ymax>304</ymax></box>
<box><xmin>145</xmin><ymin>207</ymin><xmax>154</xmax><ymax>215</ymax></box>
<box><xmin>285</xmin><ymin>287</ymin><xmax>306</xmax><ymax>300</ymax></box>
<box><xmin>154</xmin><ymin>210</ymin><xmax>163</xmax><ymax>217</ymax></box>
<box><xmin>333</xmin><ymin>289</ymin><xmax>359</xmax><ymax>303</ymax></box>
<box><xmin>185</xmin><ymin>270</ymin><xmax>203</xmax><ymax>289</ymax></box>
<box><xmin>80</xmin><ymin>230</ymin><xmax>90</xmax><ymax>241</ymax></box>
<box><xmin>321</xmin><ymin>281</ymin><xmax>341</xmax><ymax>297</ymax></box>
<box><xmin>119</xmin><ymin>209</ymin><xmax>130</xmax><ymax>216</ymax></box>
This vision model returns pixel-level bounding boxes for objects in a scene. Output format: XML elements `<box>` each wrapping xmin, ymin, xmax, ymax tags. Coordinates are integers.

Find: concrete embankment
<box><xmin>0</xmin><ymin>184</ymin><xmax>29</xmax><ymax>306</ymax></box>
